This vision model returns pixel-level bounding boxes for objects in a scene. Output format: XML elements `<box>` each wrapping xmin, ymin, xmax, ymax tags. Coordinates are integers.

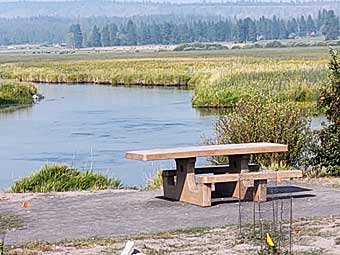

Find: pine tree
<box><xmin>150</xmin><ymin>23</ymin><xmax>162</xmax><ymax>44</ymax></box>
<box><xmin>90</xmin><ymin>25</ymin><xmax>101</xmax><ymax>47</ymax></box>
<box><xmin>307</xmin><ymin>15</ymin><xmax>316</xmax><ymax>35</ymax></box>
<box><xmin>126</xmin><ymin>19</ymin><xmax>137</xmax><ymax>45</ymax></box>
<box><xmin>287</xmin><ymin>18</ymin><xmax>298</xmax><ymax>38</ymax></box>
<box><xmin>256</xmin><ymin>16</ymin><xmax>267</xmax><ymax>40</ymax></box>
<box><xmin>109</xmin><ymin>23</ymin><xmax>119</xmax><ymax>45</ymax></box>
<box><xmin>322</xmin><ymin>10</ymin><xmax>339</xmax><ymax>41</ymax></box>
<box><xmin>316</xmin><ymin>10</ymin><xmax>323</xmax><ymax>30</ymax></box>
<box><xmin>178</xmin><ymin>23</ymin><xmax>190</xmax><ymax>43</ymax></box>
<box><xmin>298</xmin><ymin>16</ymin><xmax>307</xmax><ymax>37</ymax></box>
<box><xmin>68</xmin><ymin>24</ymin><xmax>83</xmax><ymax>48</ymax></box>
<box><xmin>236</xmin><ymin>19</ymin><xmax>245</xmax><ymax>43</ymax></box>
<box><xmin>161</xmin><ymin>22</ymin><xmax>172</xmax><ymax>44</ymax></box>
<box><xmin>139</xmin><ymin>22</ymin><xmax>152</xmax><ymax>45</ymax></box>
<box><xmin>244</xmin><ymin>18</ymin><xmax>256</xmax><ymax>42</ymax></box>
<box><xmin>278</xmin><ymin>20</ymin><xmax>288</xmax><ymax>39</ymax></box>
<box><xmin>271</xmin><ymin>16</ymin><xmax>280</xmax><ymax>39</ymax></box>
<box><xmin>101</xmin><ymin>25</ymin><xmax>110</xmax><ymax>47</ymax></box>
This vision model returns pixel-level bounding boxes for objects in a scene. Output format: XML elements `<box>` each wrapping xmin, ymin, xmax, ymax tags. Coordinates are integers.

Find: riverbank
<box><xmin>0</xmin><ymin>47</ymin><xmax>329</xmax><ymax>109</ymax></box>
<box><xmin>0</xmin><ymin>81</ymin><xmax>38</xmax><ymax>108</ymax></box>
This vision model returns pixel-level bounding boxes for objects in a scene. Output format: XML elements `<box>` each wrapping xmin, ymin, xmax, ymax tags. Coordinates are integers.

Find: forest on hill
<box><xmin>0</xmin><ymin>9</ymin><xmax>339</xmax><ymax>47</ymax></box>
<box><xmin>0</xmin><ymin>0</ymin><xmax>339</xmax><ymax>18</ymax></box>
<box><xmin>0</xmin><ymin>0</ymin><xmax>340</xmax><ymax>46</ymax></box>
<box><xmin>68</xmin><ymin>9</ymin><xmax>339</xmax><ymax>48</ymax></box>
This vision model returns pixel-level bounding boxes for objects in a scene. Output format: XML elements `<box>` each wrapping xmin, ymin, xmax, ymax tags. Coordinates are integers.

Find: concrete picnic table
<box><xmin>126</xmin><ymin>142</ymin><xmax>302</xmax><ymax>207</ymax></box>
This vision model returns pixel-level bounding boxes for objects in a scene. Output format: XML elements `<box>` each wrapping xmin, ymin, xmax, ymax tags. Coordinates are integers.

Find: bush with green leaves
<box><xmin>0</xmin><ymin>81</ymin><xmax>37</xmax><ymax>107</ymax></box>
<box><xmin>309</xmin><ymin>49</ymin><xmax>340</xmax><ymax>176</ymax></box>
<box><xmin>207</xmin><ymin>96</ymin><xmax>310</xmax><ymax>168</ymax></box>
<box><xmin>9</xmin><ymin>164</ymin><xmax>123</xmax><ymax>193</ymax></box>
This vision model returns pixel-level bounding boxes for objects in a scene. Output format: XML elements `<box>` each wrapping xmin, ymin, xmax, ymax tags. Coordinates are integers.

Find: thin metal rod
<box><xmin>279</xmin><ymin>200</ymin><xmax>283</xmax><ymax>251</ymax></box>
<box><xmin>289</xmin><ymin>196</ymin><xmax>293</xmax><ymax>255</ymax></box>
<box><xmin>258</xmin><ymin>202</ymin><xmax>263</xmax><ymax>251</ymax></box>
<box><xmin>238</xmin><ymin>177</ymin><xmax>242</xmax><ymax>235</ymax></box>
<box><xmin>253</xmin><ymin>193</ymin><xmax>256</xmax><ymax>238</ymax></box>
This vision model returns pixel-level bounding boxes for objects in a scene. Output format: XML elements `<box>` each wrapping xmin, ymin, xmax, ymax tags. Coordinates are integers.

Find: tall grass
<box><xmin>9</xmin><ymin>164</ymin><xmax>123</xmax><ymax>193</ymax></box>
<box><xmin>0</xmin><ymin>54</ymin><xmax>328</xmax><ymax>109</ymax></box>
<box><xmin>0</xmin><ymin>81</ymin><xmax>37</xmax><ymax>107</ymax></box>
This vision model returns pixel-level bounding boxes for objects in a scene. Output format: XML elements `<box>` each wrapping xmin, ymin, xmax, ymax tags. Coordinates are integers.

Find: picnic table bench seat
<box><xmin>126</xmin><ymin>143</ymin><xmax>302</xmax><ymax>207</ymax></box>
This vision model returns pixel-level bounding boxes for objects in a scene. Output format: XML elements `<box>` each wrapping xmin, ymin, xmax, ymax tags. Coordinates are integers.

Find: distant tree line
<box><xmin>0</xmin><ymin>9</ymin><xmax>339</xmax><ymax>47</ymax></box>
<box><xmin>67</xmin><ymin>9</ymin><xmax>340</xmax><ymax>48</ymax></box>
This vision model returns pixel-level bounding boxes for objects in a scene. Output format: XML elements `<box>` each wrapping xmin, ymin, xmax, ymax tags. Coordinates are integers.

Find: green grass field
<box><xmin>0</xmin><ymin>46</ymin><xmax>332</xmax><ymax>63</ymax></box>
<box><xmin>0</xmin><ymin>46</ymin><xmax>333</xmax><ymax>109</ymax></box>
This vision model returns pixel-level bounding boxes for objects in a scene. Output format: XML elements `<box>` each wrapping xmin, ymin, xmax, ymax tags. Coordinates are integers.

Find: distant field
<box><xmin>0</xmin><ymin>46</ymin><xmax>332</xmax><ymax>109</ymax></box>
<box><xmin>0</xmin><ymin>46</ymin><xmax>332</xmax><ymax>63</ymax></box>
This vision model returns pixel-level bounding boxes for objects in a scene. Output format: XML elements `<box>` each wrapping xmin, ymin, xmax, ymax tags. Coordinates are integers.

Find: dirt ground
<box><xmin>5</xmin><ymin>216</ymin><xmax>340</xmax><ymax>255</ymax></box>
<box><xmin>2</xmin><ymin>178</ymin><xmax>340</xmax><ymax>254</ymax></box>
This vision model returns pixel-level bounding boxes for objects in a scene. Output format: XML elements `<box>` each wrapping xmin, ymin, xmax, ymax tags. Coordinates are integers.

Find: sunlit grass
<box><xmin>0</xmin><ymin>80</ymin><xmax>37</xmax><ymax>107</ymax></box>
<box><xmin>0</xmin><ymin>48</ymin><xmax>329</xmax><ymax>109</ymax></box>
<box><xmin>9</xmin><ymin>164</ymin><xmax>123</xmax><ymax>193</ymax></box>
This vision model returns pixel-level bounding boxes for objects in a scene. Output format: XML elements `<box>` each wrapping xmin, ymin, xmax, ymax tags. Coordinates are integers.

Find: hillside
<box><xmin>0</xmin><ymin>0</ymin><xmax>339</xmax><ymax>18</ymax></box>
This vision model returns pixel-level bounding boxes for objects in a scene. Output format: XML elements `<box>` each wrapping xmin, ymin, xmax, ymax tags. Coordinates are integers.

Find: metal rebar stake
<box><xmin>253</xmin><ymin>191</ymin><xmax>256</xmax><ymax>238</ymax></box>
<box><xmin>258</xmin><ymin>202</ymin><xmax>263</xmax><ymax>252</ymax></box>
<box><xmin>279</xmin><ymin>200</ymin><xmax>283</xmax><ymax>251</ymax></box>
<box><xmin>289</xmin><ymin>196</ymin><xmax>293</xmax><ymax>255</ymax></box>
<box><xmin>238</xmin><ymin>176</ymin><xmax>242</xmax><ymax>235</ymax></box>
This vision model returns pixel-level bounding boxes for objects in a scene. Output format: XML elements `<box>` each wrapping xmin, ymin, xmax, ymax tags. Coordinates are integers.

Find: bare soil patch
<box><xmin>6</xmin><ymin>216</ymin><xmax>340</xmax><ymax>255</ymax></box>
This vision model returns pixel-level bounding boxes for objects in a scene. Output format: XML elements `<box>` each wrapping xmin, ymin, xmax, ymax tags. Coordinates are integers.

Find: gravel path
<box><xmin>1</xmin><ymin>181</ymin><xmax>340</xmax><ymax>245</ymax></box>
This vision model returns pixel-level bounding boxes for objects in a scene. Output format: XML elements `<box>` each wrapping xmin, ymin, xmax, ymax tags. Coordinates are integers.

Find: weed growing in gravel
<box><xmin>9</xmin><ymin>164</ymin><xmax>123</xmax><ymax>193</ymax></box>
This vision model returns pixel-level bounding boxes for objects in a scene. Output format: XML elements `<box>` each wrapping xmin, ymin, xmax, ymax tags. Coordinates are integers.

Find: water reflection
<box><xmin>0</xmin><ymin>105</ymin><xmax>33</xmax><ymax>118</ymax></box>
<box><xmin>0</xmin><ymin>84</ymin><xmax>215</xmax><ymax>189</ymax></box>
<box><xmin>0</xmin><ymin>84</ymin><xmax>326</xmax><ymax>190</ymax></box>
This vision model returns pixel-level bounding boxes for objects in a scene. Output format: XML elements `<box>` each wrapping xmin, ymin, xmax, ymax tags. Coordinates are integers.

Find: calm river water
<box><xmin>0</xmin><ymin>84</ymin><xmax>216</xmax><ymax>189</ymax></box>
<box><xmin>0</xmin><ymin>84</ymin><xmax>325</xmax><ymax>190</ymax></box>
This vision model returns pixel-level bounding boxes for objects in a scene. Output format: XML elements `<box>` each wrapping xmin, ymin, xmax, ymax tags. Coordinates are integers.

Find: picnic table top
<box><xmin>125</xmin><ymin>142</ymin><xmax>288</xmax><ymax>161</ymax></box>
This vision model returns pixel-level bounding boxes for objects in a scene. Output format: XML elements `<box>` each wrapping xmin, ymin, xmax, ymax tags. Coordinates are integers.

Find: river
<box><xmin>0</xmin><ymin>84</ymin><xmax>326</xmax><ymax>190</ymax></box>
<box><xmin>0</xmin><ymin>84</ymin><xmax>216</xmax><ymax>189</ymax></box>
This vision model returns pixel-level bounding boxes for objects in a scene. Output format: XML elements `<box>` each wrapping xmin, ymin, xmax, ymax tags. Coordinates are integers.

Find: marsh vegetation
<box><xmin>0</xmin><ymin>47</ymin><xmax>329</xmax><ymax>110</ymax></box>
<box><xmin>0</xmin><ymin>81</ymin><xmax>37</xmax><ymax>108</ymax></box>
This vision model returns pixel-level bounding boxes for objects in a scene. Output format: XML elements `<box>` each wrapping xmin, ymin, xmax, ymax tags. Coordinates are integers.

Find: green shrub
<box><xmin>309</xmin><ymin>49</ymin><xmax>340</xmax><ymax>176</ymax></box>
<box><xmin>145</xmin><ymin>170</ymin><xmax>163</xmax><ymax>190</ymax></box>
<box><xmin>291</xmin><ymin>41</ymin><xmax>310</xmax><ymax>47</ymax></box>
<box><xmin>0</xmin><ymin>81</ymin><xmax>37</xmax><ymax>107</ymax></box>
<box><xmin>254</xmin><ymin>43</ymin><xmax>264</xmax><ymax>48</ymax></box>
<box><xmin>9</xmin><ymin>164</ymin><xmax>123</xmax><ymax>193</ymax></box>
<box><xmin>231</xmin><ymin>44</ymin><xmax>242</xmax><ymax>50</ymax></box>
<box><xmin>242</xmin><ymin>44</ymin><xmax>255</xmax><ymax>49</ymax></box>
<box><xmin>206</xmin><ymin>96</ymin><xmax>310</xmax><ymax>168</ymax></box>
<box><xmin>264</xmin><ymin>41</ymin><xmax>285</xmax><ymax>48</ymax></box>
<box><xmin>173</xmin><ymin>43</ymin><xmax>227</xmax><ymax>51</ymax></box>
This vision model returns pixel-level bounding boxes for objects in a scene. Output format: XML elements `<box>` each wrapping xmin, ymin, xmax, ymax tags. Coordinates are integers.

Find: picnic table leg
<box><xmin>254</xmin><ymin>179</ymin><xmax>267</xmax><ymax>202</ymax></box>
<box><xmin>214</xmin><ymin>154</ymin><xmax>251</xmax><ymax>198</ymax></box>
<box><xmin>162</xmin><ymin>157</ymin><xmax>212</xmax><ymax>207</ymax></box>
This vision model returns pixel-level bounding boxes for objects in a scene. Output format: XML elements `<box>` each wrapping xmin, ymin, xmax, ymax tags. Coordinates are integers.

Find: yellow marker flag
<box><xmin>266</xmin><ymin>233</ymin><xmax>275</xmax><ymax>247</ymax></box>
<box><xmin>22</xmin><ymin>201</ymin><xmax>29</xmax><ymax>209</ymax></box>
<box><xmin>277</xmin><ymin>176</ymin><xmax>282</xmax><ymax>183</ymax></box>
